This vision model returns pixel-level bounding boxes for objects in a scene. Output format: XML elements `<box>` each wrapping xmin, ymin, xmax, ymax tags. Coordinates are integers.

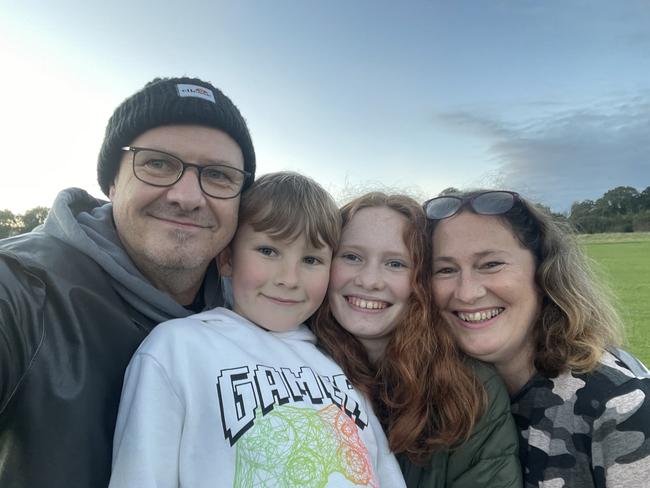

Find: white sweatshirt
<box><xmin>109</xmin><ymin>307</ymin><xmax>405</xmax><ymax>488</ymax></box>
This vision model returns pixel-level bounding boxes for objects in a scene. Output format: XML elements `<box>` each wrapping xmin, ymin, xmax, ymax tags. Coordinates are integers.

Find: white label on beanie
<box><xmin>176</xmin><ymin>84</ymin><xmax>216</xmax><ymax>103</ymax></box>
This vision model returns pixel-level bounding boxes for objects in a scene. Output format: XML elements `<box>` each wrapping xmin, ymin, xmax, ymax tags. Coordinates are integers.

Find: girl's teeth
<box><xmin>348</xmin><ymin>296</ymin><xmax>388</xmax><ymax>310</ymax></box>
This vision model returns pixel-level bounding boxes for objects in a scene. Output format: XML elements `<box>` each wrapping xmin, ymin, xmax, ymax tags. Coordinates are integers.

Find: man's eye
<box><xmin>145</xmin><ymin>159</ymin><xmax>174</xmax><ymax>171</ymax></box>
<box><xmin>203</xmin><ymin>168</ymin><xmax>230</xmax><ymax>181</ymax></box>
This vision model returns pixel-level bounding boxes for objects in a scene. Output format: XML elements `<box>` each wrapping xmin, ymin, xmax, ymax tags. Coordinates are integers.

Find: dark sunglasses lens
<box><xmin>472</xmin><ymin>192</ymin><xmax>516</xmax><ymax>215</ymax></box>
<box><xmin>425</xmin><ymin>197</ymin><xmax>462</xmax><ymax>219</ymax></box>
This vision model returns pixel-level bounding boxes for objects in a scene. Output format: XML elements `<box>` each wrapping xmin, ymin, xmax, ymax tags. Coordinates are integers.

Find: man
<box><xmin>0</xmin><ymin>77</ymin><xmax>256</xmax><ymax>487</ymax></box>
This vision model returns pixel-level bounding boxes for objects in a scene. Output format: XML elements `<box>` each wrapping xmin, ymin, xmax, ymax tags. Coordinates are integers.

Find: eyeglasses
<box><xmin>424</xmin><ymin>191</ymin><xmax>519</xmax><ymax>220</ymax></box>
<box><xmin>122</xmin><ymin>146</ymin><xmax>250</xmax><ymax>199</ymax></box>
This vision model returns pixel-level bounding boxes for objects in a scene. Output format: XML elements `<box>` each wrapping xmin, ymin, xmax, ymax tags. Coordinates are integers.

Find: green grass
<box><xmin>580</xmin><ymin>233</ymin><xmax>650</xmax><ymax>366</ymax></box>
<box><xmin>579</xmin><ymin>232</ymin><xmax>650</xmax><ymax>245</ymax></box>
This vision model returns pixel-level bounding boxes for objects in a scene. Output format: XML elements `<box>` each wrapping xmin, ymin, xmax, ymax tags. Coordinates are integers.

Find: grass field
<box><xmin>580</xmin><ymin>232</ymin><xmax>650</xmax><ymax>366</ymax></box>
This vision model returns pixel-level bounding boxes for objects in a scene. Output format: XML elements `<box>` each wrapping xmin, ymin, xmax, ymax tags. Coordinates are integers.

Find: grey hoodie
<box><xmin>41</xmin><ymin>187</ymin><xmax>223</xmax><ymax>323</ymax></box>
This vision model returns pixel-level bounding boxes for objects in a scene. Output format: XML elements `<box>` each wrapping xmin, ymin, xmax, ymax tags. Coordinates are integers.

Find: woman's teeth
<box><xmin>456</xmin><ymin>308</ymin><xmax>503</xmax><ymax>323</ymax></box>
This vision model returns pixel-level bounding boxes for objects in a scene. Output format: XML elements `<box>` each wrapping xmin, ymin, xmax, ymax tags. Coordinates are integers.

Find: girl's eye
<box><xmin>434</xmin><ymin>266</ymin><xmax>456</xmax><ymax>275</ymax></box>
<box><xmin>257</xmin><ymin>247</ymin><xmax>277</xmax><ymax>257</ymax></box>
<box><xmin>303</xmin><ymin>256</ymin><xmax>322</xmax><ymax>265</ymax></box>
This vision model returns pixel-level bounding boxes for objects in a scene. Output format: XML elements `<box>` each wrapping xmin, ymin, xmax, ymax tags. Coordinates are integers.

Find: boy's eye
<box><xmin>256</xmin><ymin>247</ymin><xmax>277</xmax><ymax>257</ymax></box>
<box><xmin>303</xmin><ymin>256</ymin><xmax>323</xmax><ymax>265</ymax></box>
<box><xmin>340</xmin><ymin>253</ymin><xmax>361</xmax><ymax>263</ymax></box>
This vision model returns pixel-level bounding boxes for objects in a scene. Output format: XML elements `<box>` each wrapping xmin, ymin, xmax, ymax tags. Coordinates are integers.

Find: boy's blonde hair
<box><xmin>238</xmin><ymin>171</ymin><xmax>341</xmax><ymax>250</ymax></box>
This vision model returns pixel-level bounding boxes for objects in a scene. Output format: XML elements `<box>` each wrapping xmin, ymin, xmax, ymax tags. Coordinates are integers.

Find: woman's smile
<box><xmin>432</xmin><ymin>211</ymin><xmax>541</xmax><ymax>368</ymax></box>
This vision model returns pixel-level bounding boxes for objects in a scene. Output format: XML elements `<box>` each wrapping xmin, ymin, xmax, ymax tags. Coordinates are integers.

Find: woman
<box><xmin>312</xmin><ymin>192</ymin><xmax>522</xmax><ymax>487</ymax></box>
<box><xmin>425</xmin><ymin>189</ymin><xmax>650</xmax><ymax>487</ymax></box>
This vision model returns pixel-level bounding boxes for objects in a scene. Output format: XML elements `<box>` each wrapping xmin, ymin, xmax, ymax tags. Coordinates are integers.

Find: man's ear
<box><xmin>217</xmin><ymin>246</ymin><xmax>233</xmax><ymax>278</ymax></box>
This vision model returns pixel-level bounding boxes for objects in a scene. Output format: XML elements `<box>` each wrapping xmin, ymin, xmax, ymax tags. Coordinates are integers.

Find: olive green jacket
<box><xmin>398</xmin><ymin>362</ymin><xmax>522</xmax><ymax>488</ymax></box>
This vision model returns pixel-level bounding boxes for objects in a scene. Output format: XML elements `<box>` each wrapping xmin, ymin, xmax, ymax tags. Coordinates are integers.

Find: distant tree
<box><xmin>594</xmin><ymin>186</ymin><xmax>640</xmax><ymax>216</ymax></box>
<box><xmin>568</xmin><ymin>185</ymin><xmax>650</xmax><ymax>233</ymax></box>
<box><xmin>21</xmin><ymin>206</ymin><xmax>49</xmax><ymax>233</ymax></box>
<box><xmin>0</xmin><ymin>210</ymin><xmax>21</xmax><ymax>238</ymax></box>
<box><xmin>570</xmin><ymin>199</ymin><xmax>596</xmax><ymax>218</ymax></box>
<box><xmin>639</xmin><ymin>186</ymin><xmax>650</xmax><ymax>211</ymax></box>
<box><xmin>568</xmin><ymin>199</ymin><xmax>596</xmax><ymax>232</ymax></box>
<box><xmin>633</xmin><ymin>210</ymin><xmax>650</xmax><ymax>232</ymax></box>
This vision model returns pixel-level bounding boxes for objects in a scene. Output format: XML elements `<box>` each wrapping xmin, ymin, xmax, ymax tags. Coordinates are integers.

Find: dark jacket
<box><xmin>0</xmin><ymin>189</ymin><xmax>221</xmax><ymax>488</ymax></box>
<box><xmin>399</xmin><ymin>362</ymin><xmax>522</xmax><ymax>488</ymax></box>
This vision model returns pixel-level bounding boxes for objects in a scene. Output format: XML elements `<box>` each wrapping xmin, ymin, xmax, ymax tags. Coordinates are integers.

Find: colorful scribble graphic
<box><xmin>233</xmin><ymin>404</ymin><xmax>377</xmax><ymax>487</ymax></box>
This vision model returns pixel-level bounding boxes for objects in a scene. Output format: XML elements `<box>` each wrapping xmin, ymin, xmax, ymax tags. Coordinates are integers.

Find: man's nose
<box><xmin>165</xmin><ymin>167</ymin><xmax>206</xmax><ymax>210</ymax></box>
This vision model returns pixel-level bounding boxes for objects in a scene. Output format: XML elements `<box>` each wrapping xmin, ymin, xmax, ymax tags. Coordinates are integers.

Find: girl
<box><xmin>312</xmin><ymin>192</ymin><xmax>522</xmax><ymax>487</ymax></box>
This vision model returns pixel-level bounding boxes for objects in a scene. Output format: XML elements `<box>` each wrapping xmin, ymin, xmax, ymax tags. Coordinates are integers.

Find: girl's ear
<box><xmin>217</xmin><ymin>246</ymin><xmax>234</xmax><ymax>278</ymax></box>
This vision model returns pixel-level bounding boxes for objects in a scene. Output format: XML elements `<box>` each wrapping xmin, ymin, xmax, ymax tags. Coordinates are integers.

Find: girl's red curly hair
<box><xmin>311</xmin><ymin>192</ymin><xmax>486</xmax><ymax>464</ymax></box>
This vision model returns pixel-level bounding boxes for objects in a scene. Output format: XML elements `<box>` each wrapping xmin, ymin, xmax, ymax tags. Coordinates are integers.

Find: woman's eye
<box><xmin>386</xmin><ymin>260</ymin><xmax>407</xmax><ymax>269</ymax></box>
<box><xmin>481</xmin><ymin>261</ymin><xmax>504</xmax><ymax>270</ymax></box>
<box><xmin>256</xmin><ymin>247</ymin><xmax>277</xmax><ymax>257</ymax></box>
<box><xmin>303</xmin><ymin>256</ymin><xmax>322</xmax><ymax>265</ymax></box>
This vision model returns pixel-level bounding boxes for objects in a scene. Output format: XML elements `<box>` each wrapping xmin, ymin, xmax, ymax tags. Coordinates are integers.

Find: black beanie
<box><xmin>97</xmin><ymin>77</ymin><xmax>255</xmax><ymax>196</ymax></box>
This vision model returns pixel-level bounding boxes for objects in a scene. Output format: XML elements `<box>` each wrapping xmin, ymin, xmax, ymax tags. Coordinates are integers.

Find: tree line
<box><xmin>567</xmin><ymin>185</ymin><xmax>650</xmax><ymax>234</ymax></box>
<box><xmin>0</xmin><ymin>207</ymin><xmax>49</xmax><ymax>238</ymax></box>
<box><xmin>1</xmin><ymin>185</ymin><xmax>649</xmax><ymax>238</ymax></box>
<box><xmin>437</xmin><ymin>185</ymin><xmax>650</xmax><ymax>235</ymax></box>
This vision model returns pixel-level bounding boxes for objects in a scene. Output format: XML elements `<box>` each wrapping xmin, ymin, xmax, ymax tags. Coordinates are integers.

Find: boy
<box><xmin>109</xmin><ymin>172</ymin><xmax>405</xmax><ymax>487</ymax></box>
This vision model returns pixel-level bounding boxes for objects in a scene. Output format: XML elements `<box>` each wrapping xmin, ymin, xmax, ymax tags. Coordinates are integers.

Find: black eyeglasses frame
<box><xmin>121</xmin><ymin>146</ymin><xmax>251</xmax><ymax>200</ymax></box>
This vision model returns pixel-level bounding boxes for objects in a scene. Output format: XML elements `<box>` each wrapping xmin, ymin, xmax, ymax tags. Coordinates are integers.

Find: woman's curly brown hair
<box><xmin>425</xmin><ymin>190</ymin><xmax>624</xmax><ymax>378</ymax></box>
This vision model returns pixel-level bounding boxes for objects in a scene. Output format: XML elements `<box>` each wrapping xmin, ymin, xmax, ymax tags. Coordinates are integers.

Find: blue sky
<box><xmin>1</xmin><ymin>0</ymin><xmax>649</xmax><ymax>213</ymax></box>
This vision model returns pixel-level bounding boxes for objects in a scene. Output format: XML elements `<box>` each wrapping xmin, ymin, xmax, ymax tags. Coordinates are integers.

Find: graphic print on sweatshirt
<box><xmin>217</xmin><ymin>364</ymin><xmax>377</xmax><ymax>487</ymax></box>
<box><xmin>234</xmin><ymin>404</ymin><xmax>377</xmax><ymax>487</ymax></box>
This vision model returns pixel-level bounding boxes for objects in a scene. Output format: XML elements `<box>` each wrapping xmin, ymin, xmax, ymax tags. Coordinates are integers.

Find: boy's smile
<box><xmin>219</xmin><ymin>223</ymin><xmax>332</xmax><ymax>332</ymax></box>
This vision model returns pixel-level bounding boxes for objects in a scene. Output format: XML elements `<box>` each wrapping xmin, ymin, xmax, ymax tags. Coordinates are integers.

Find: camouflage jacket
<box><xmin>511</xmin><ymin>351</ymin><xmax>650</xmax><ymax>487</ymax></box>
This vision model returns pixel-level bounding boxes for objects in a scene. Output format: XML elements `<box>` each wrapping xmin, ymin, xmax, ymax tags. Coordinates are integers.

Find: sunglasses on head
<box><xmin>424</xmin><ymin>190</ymin><xmax>520</xmax><ymax>220</ymax></box>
